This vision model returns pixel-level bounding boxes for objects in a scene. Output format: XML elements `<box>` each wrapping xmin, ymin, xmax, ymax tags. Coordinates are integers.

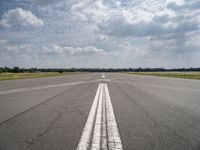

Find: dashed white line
<box><xmin>76</xmin><ymin>83</ymin><xmax>123</xmax><ymax>150</ymax></box>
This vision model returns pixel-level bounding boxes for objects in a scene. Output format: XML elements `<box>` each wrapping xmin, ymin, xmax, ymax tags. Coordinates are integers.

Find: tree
<box><xmin>13</xmin><ymin>67</ymin><xmax>20</xmax><ymax>73</ymax></box>
<box><xmin>58</xmin><ymin>69</ymin><xmax>63</xmax><ymax>73</ymax></box>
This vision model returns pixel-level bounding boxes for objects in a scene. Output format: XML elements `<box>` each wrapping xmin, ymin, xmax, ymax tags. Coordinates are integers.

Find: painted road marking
<box><xmin>102</xmin><ymin>73</ymin><xmax>105</xmax><ymax>79</ymax></box>
<box><xmin>77</xmin><ymin>83</ymin><xmax>123</xmax><ymax>150</ymax></box>
<box><xmin>101</xmin><ymin>87</ymin><xmax>108</xmax><ymax>150</ymax></box>
<box><xmin>105</xmin><ymin>84</ymin><xmax>123</xmax><ymax>150</ymax></box>
<box><xmin>91</xmin><ymin>85</ymin><xmax>103</xmax><ymax>150</ymax></box>
<box><xmin>76</xmin><ymin>84</ymin><xmax>102</xmax><ymax>149</ymax></box>
<box><xmin>0</xmin><ymin>81</ymin><xmax>83</xmax><ymax>95</ymax></box>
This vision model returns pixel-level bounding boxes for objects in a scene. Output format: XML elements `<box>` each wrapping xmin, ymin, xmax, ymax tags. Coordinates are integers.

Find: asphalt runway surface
<box><xmin>0</xmin><ymin>73</ymin><xmax>200</xmax><ymax>150</ymax></box>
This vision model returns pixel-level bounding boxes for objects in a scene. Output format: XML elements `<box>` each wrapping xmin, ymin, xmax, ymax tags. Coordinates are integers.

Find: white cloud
<box><xmin>70</xmin><ymin>0</ymin><xmax>199</xmax><ymax>39</ymax></box>
<box><xmin>0</xmin><ymin>39</ymin><xmax>7</xmax><ymax>45</ymax></box>
<box><xmin>0</xmin><ymin>8</ymin><xmax>44</xmax><ymax>28</ymax></box>
<box><xmin>167</xmin><ymin>0</ymin><xmax>200</xmax><ymax>11</ymax></box>
<box><xmin>1</xmin><ymin>0</ymin><xmax>200</xmax><ymax>68</ymax></box>
<box><xmin>70</xmin><ymin>1</ymin><xmax>163</xmax><ymax>36</ymax></box>
<box><xmin>118</xmin><ymin>42</ymin><xmax>148</xmax><ymax>56</ymax></box>
<box><xmin>42</xmin><ymin>44</ymin><xmax>104</xmax><ymax>55</ymax></box>
<box><xmin>0</xmin><ymin>43</ymin><xmax>104</xmax><ymax>56</ymax></box>
<box><xmin>71</xmin><ymin>0</ymin><xmax>108</xmax><ymax>23</ymax></box>
<box><xmin>166</xmin><ymin>0</ymin><xmax>185</xmax><ymax>5</ymax></box>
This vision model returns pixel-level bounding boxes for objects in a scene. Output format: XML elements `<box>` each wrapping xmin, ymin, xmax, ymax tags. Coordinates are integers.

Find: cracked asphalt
<box><xmin>0</xmin><ymin>73</ymin><xmax>200</xmax><ymax>150</ymax></box>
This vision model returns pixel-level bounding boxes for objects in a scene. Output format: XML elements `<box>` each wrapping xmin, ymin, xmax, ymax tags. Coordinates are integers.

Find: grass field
<box><xmin>0</xmin><ymin>72</ymin><xmax>79</xmax><ymax>81</ymax></box>
<box><xmin>127</xmin><ymin>72</ymin><xmax>200</xmax><ymax>80</ymax></box>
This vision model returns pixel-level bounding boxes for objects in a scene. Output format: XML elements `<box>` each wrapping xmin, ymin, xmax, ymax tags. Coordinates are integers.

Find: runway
<box><xmin>0</xmin><ymin>73</ymin><xmax>200</xmax><ymax>150</ymax></box>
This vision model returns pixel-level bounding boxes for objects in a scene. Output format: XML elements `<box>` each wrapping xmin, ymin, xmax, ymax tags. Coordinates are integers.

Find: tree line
<box><xmin>0</xmin><ymin>67</ymin><xmax>200</xmax><ymax>73</ymax></box>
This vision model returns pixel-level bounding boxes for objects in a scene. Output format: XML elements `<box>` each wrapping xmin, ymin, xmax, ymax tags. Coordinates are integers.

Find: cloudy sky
<box><xmin>0</xmin><ymin>0</ymin><xmax>200</xmax><ymax>68</ymax></box>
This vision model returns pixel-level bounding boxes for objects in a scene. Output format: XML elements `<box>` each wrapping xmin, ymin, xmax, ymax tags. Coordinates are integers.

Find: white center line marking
<box><xmin>105</xmin><ymin>84</ymin><xmax>123</xmax><ymax>150</ymax></box>
<box><xmin>76</xmin><ymin>84</ymin><xmax>102</xmax><ymax>150</ymax></box>
<box><xmin>101</xmin><ymin>86</ymin><xmax>108</xmax><ymax>150</ymax></box>
<box><xmin>77</xmin><ymin>83</ymin><xmax>123</xmax><ymax>150</ymax></box>
<box><xmin>102</xmin><ymin>73</ymin><xmax>105</xmax><ymax>79</ymax></box>
<box><xmin>91</xmin><ymin>84</ymin><xmax>103</xmax><ymax>150</ymax></box>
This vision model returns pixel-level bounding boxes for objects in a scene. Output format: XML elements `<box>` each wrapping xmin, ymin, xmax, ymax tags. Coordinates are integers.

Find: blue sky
<box><xmin>0</xmin><ymin>0</ymin><xmax>200</xmax><ymax>68</ymax></box>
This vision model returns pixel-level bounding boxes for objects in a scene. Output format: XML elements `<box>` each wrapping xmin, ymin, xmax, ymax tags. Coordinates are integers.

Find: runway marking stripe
<box><xmin>101</xmin><ymin>87</ymin><xmax>108</xmax><ymax>150</ymax></box>
<box><xmin>105</xmin><ymin>84</ymin><xmax>123</xmax><ymax>150</ymax></box>
<box><xmin>76</xmin><ymin>84</ymin><xmax>102</xmax><ymax>149</ymax></box>
<box><xmin>76</xmin><ymin>83</ymin><xmax>123</xmax><ymax>150</ymax></box>
<box><xmin>91</xmin><ymin>84</ymin><xmax>103</xmax><ymax>149</ymax></box>
<box><xmin>102</xmin><ymin>73</ymin><xmax>105</xmax><ymax>79</ymax></box>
